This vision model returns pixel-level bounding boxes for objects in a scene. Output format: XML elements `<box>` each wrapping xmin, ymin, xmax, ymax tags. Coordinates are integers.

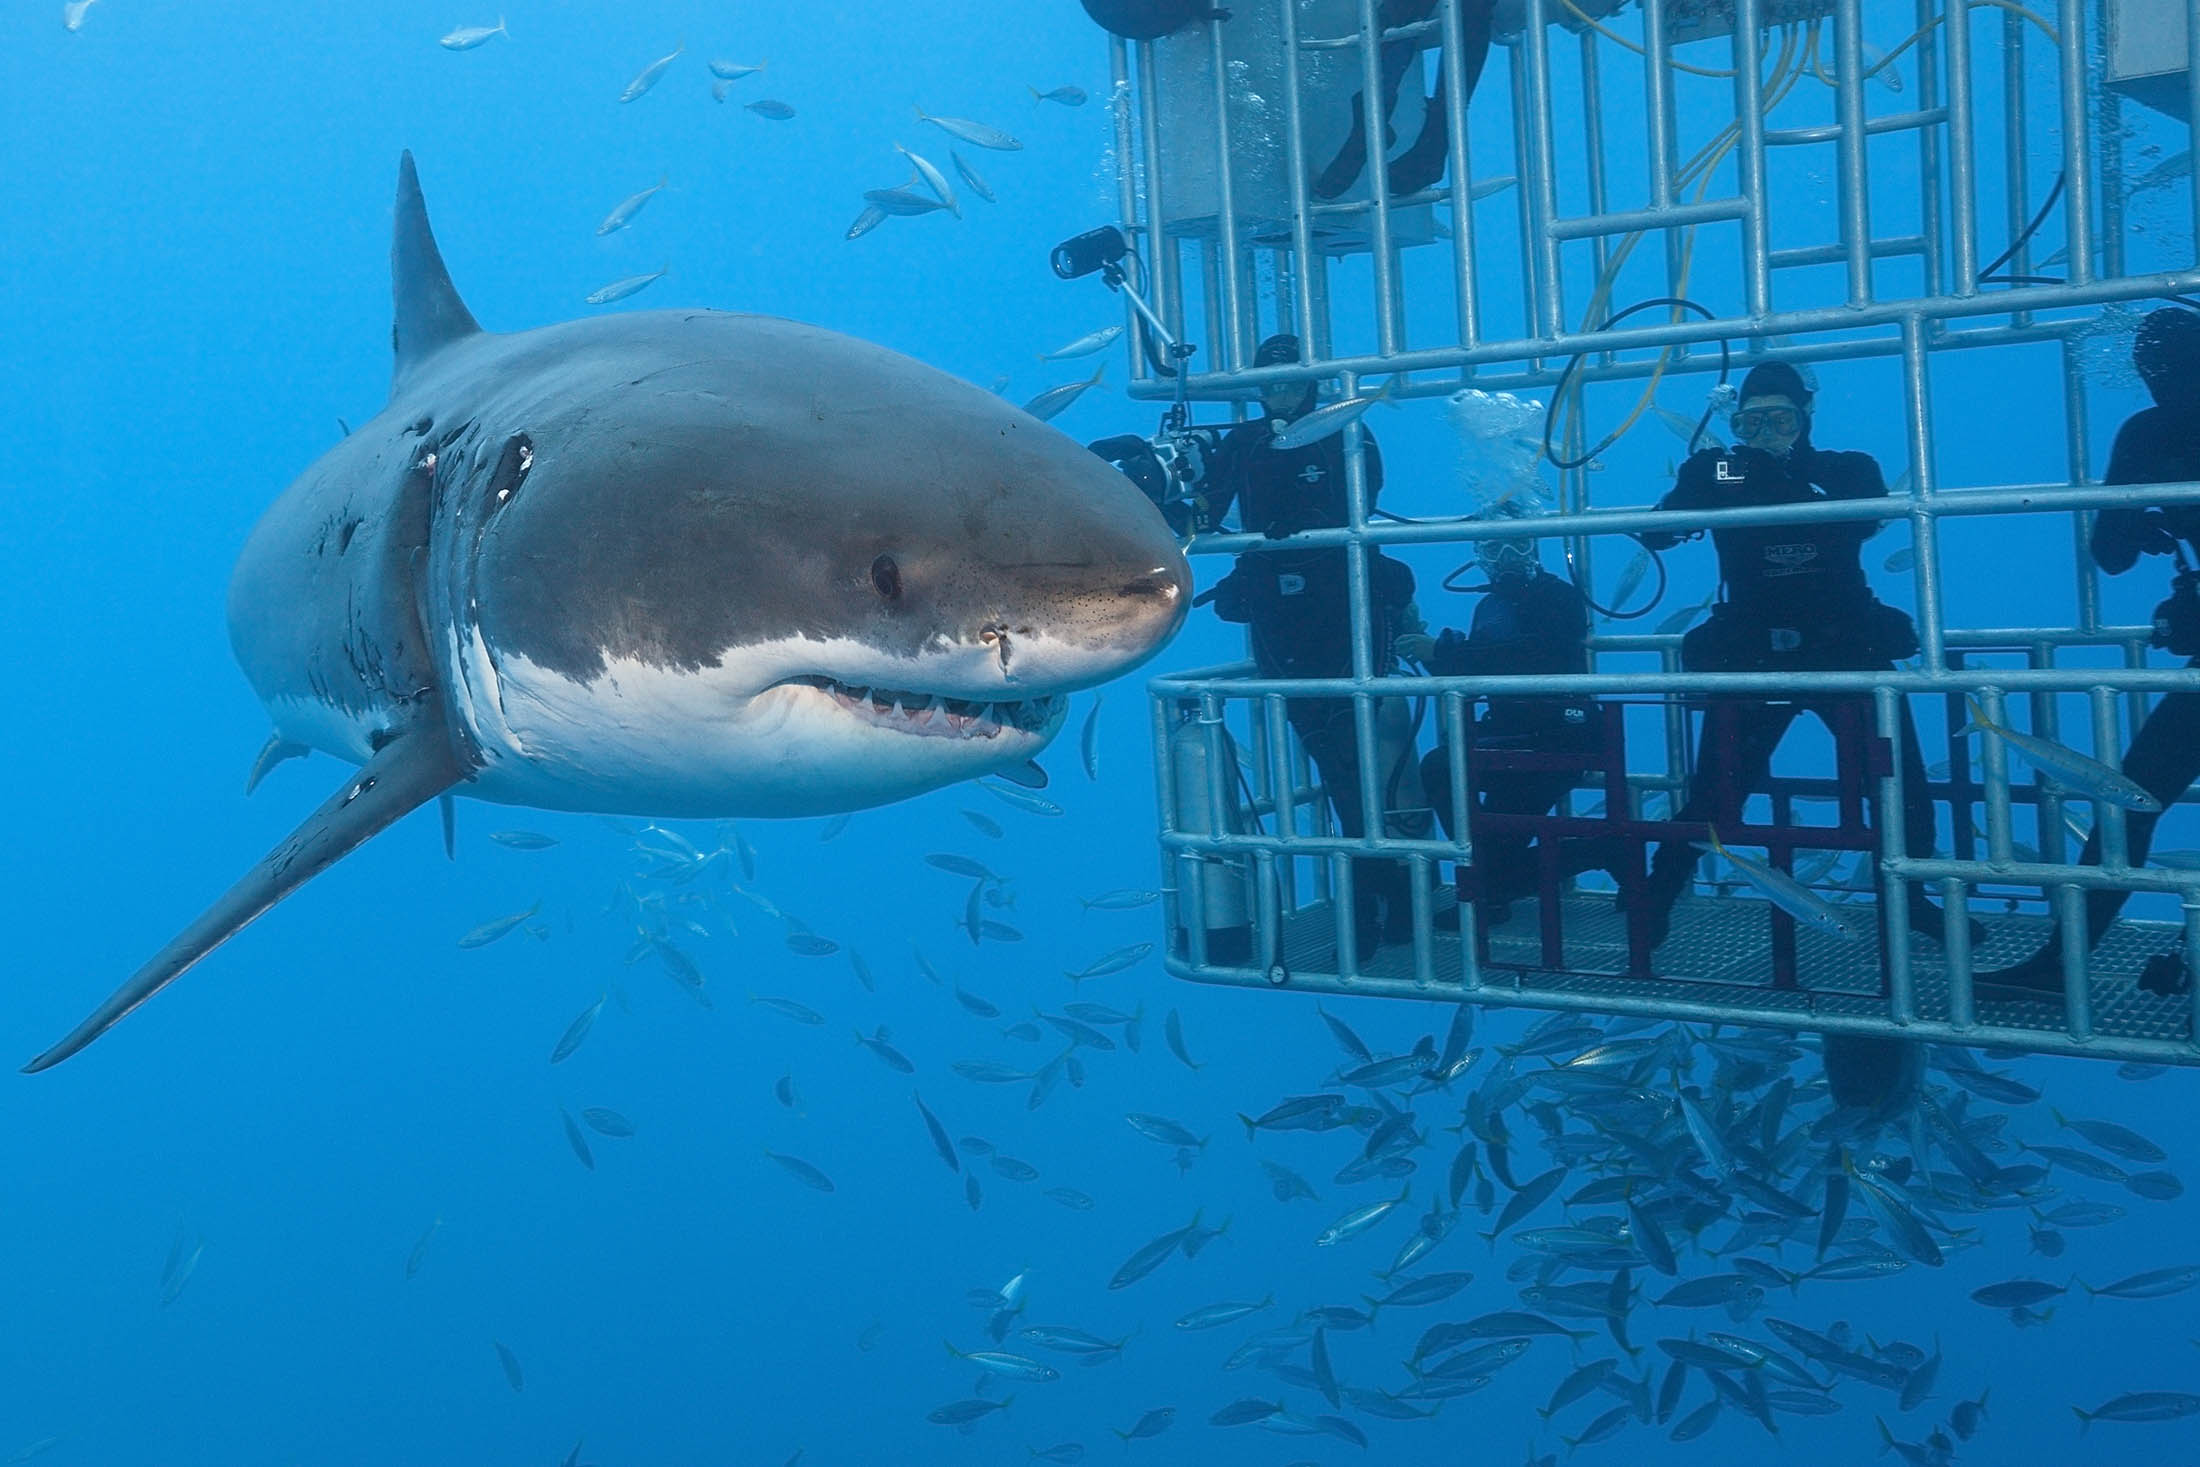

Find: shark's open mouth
<box><xmin>786</xmin><ymin>676</ymin><xmax>1062</xmax><ymax>740</ymax></box>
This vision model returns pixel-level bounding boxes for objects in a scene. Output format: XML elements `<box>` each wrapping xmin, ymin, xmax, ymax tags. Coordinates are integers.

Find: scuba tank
<box><xmin>1169</xmin><ymin>702</ymin><xmax>1252</xmax><ymax>964</ymax></box>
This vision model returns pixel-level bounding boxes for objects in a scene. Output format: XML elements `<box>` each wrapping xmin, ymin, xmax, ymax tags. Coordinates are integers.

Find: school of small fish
<box><xmin>400</xmin><ymin>724</ymin><xmax>2200</xmax><ymax>1461</ymax></box>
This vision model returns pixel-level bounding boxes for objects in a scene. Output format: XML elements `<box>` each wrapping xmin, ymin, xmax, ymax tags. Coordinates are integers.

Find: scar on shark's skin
<box><xmin>25</xmin><ymin>151</ymin><xmax>1188</xmax><ymax>1073</ymax></box>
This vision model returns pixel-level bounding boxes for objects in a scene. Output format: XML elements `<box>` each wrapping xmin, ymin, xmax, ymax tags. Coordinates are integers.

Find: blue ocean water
<box><xmin>3</xmin><ymin>2</ymin><xmax>2196</xmax><ymax>1464</ymax></box>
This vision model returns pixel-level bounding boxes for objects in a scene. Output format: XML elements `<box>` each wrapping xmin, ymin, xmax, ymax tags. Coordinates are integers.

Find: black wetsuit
<box><xmin>1636</xmin><ymin>442</ymin><xmax>1937</xmax><ymax>925</ymax></box>
<box><xmin>1417</xmin><ymin>572</ymin><xmax>1612</xmax><ymax>901</ymax></box>
<box><xmin>1203</xmin><ymin>417</ymin><xmax>1417</xmax><ymax>942</ymax></box>
<box><xmin>2000</xmin><ymin>403</ymin><xmax>2200</xmax><ymax>978</ymax></box>
<box><xmin>1313</xmin><ymin>0</ymin><xmax>1497</xmax><ymax>201</ymax></box>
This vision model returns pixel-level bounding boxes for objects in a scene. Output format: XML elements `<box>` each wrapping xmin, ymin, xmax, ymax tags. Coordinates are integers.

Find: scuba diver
<box><xmin>1396</xmin><ymin>519</ymin><xmax>1616</xmax><ymax>924</ymax></box>
<box><xmin>1626</xmin><ymin>360</ymin><xmax>1970</xmax><ymax>952</ymax></box>
<box><xmin>1979</xmin><ymin>305</ymin><xmax>2200</xmax><ymax>1000</ymax></box>
<box><xmin>1201</xmin><ymin>333</ymin><xmax>1426</xmax><ymax>962</ymax></box>
<box><xmin>1312</xmin><ymin>0</ymin><xmax>1497</xmax><ymax>202</ymax></box>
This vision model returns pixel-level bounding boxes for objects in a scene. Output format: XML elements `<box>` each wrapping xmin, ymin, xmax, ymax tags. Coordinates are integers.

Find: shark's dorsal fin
<box><xmin>391</xmin><ymin>150</ymin><xmax>481</xmax><ymax>396</ymax></box>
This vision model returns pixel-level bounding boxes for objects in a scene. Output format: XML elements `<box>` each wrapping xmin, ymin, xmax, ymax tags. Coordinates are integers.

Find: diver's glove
<box><xmin>2132</xmin><ymin>509</ymin><xmax>2182</xmax><ymax>557</ymax></box>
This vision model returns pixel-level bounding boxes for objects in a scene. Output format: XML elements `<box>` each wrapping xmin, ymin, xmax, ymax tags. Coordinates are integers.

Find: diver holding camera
<box><xmin>1103</xmin><ymin>333</ymin><xmax>1424</xmax><ymax>963</ymax></box>
<box><xmin>1981</xmin><ymin>306</ymin><xmax>2200</xmax><ymax>999</ymax></box>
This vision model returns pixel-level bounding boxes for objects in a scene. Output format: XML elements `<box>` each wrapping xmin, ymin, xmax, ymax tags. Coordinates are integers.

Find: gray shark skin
<box><xmin>27</xmin><ymin>152</ymin><xmax>1186</xmax><ymax>1072</ymax></box>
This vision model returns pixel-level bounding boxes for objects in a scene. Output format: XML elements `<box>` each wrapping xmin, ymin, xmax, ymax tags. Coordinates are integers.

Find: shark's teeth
<box><xmin>789</xmin><ymin>676</ymin><xmax>1057</xmax><ymax>740</ymax></box>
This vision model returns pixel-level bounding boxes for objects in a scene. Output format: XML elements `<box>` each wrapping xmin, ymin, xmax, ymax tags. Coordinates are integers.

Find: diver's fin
<box><xmin>243</xmin><ymin>733</ymin><xmax>310</xmax><ymax>795</ymax></box>
<box><xmin>390</xmin><ymin>150</ymin><xmax>482</xmax><ymax>396</ymax></box>
<box><xmin>438</xmin><ymin>793</ymin><xmax>457</xmax><ymax>859</ymax></box>
<box><xmin>25</xmin><ymin>730</ymin><xmax>469</xmax><ymax>1072</ymax></box>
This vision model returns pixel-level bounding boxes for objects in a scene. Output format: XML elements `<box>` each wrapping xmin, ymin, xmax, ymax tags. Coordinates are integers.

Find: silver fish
<box><xmin>62</xmin><ymin>0</ymin><xmax>96</xmax><ymax>32</ymax></box>
<box><xmin>951</xmin><ymin>150</ymin><xmax>997</xmax><ymax>203</ymax></box>
<box><xmin>494</xmin><ymin>1340</ymin><xmax>524</xmax><ymax>1392</ymax></box>
<box><xmin>1316</xmin><ymin>1184</ymin><xmax>1410</xmax><ymax>1246</ymax></box>
<box><xmin>1080</xmin><ymin>887</ymin><xmax>1159</xmax><ymax>911</ymax></box>
<box><xmin>1883</xmin><ymin>545</ymin><xmax>1917</xmax><ymax>572</ymax></box>
<box><xmin>751</xmin><ymin>994</ymin><xmax>826</xmax><ymax>1025</ymax></box>
<box><xmin>1029</xmin><ymin>84</ymin><xmax>1087</xmax><ymax>105</ymax></box>
<box><xmin>914</xmin><ymin>105</ymin><xmax>1023</xmax><ymax>150</ymax></box>
<box><xmin>1655</xmin><ymin>592</ymin><xmax>1716</xmax><ymax>635</ymax></box>
<box><xmin>764</xmin><ymin>1149</ymin><xmax>836</xmax><ymax>1193</ymax></box>
<box><xmin>1080</xmin><ymin>695</ymin><xmax>1102</xmax><ymax>779</ymax></box>
<box><xmin>893</xmin><ymin>143</ymin><xmax>959</xmax><ymax>217</ymax></box>
<box><xmin>1961</xmin><ymin>699</ymin><xmax>2163</xmax><ymax>811</ymax></box>
<box><xmin>1609</xmin><ymin>545</ymin><xmax>1652</xmax><ymax>609</ymax></box>
<box><xmin>548</xmin><ymin>995</ymin><xmax>604</xmax><ymax>1064</ymax></box>
<box><xmin>926</xmin><ymin>852</ymin><xmax>997</xmax><ymax>880</ymax></box>
<box><xmin>1269</xmin><ymin>379</ymin><xmax>1395</xmax><ymax>452</ymax></box>
<box><xmin>488</xmin><ymin>829</ymin><xmax>558</xmax><ymax>849</ymax></box>
<box><xmin>458</xmin><ymin>904</ymin><xmax>539</xmax><ymax>949</ymax></box>
<box><xmin>1699</xmin><ymin>831</ymin><xmax>1872</xmax><ymax>940</ymax></box>
<box><xmin>1651</xmin><ymin>404</ymin><xmax>1704</xmax><ymax>445</ymax></box>
<box><xmin>581</xmin><ymin>1106</ymin><xmax>634</xmax><ymax>1138</ymax></box>
<box><xmin>858</xmin><ymin>1025</ymin><xmax>916</xmax><ymax>1074</ymax></box>
<box><xmin>946</xmin><ymin>1344</ymin><xmax>1058</xmax><ymax>1381</ymax></box>
<box><xmin>1022</xmin><ymin>363</ymin><xmax>1106</xmax><ymax>422</ymax></box>
<box><xmin>913</xmin><ymin>1091</ymin><xmax>959</xmax><ymax>1173</ymax></box>
<box><xmin>559</xmin><ymin>1108</ymin><xmax>595</xmax><ymax>1170</ymax></box>
<box><xmin>2084</xmin><ymin>1264</ymin><xmax>2200</xmax><ymax>1300</ymax></box>
<box><xmin>439</xmin><ymin>17</ymin><xmax>506</xmax><ymax>50</ymax></box>
<box><xmin>863</xmin><ymin>187</ymin><xmax>949</xmax><ymax>217</ymax></box>
<box><xmin>585</xmin><ymin>265</ymin><xmax>669</xmax><ymax>305</ymax></box>
<box><xmin>618</xmin><ymin>41</ymin><xmax>683</xmax><ymax>103</ymax></box>
<box><xmin>1042</xmin><ymin>325</ymin><xmax>1123</xmax><ymax>362</ymax></box>
<box><xmin>980</xmin><ymin>779</ymin><xmax>1063</xmax><ymax>815</ymax></box>
<box><xmin>1065</xmin><ymin>941</ymin><xmax>1152</xmax><ymax>982</ymax></box>
<box><xmin>1109</xmin><ymin>1211</ymin><xmax>1201</xmax><ymax>1288</ymax></box>
<box><xmin>746</xmin><ymin>98</ymin><xmax>796</xmax><ymax>120</ymax></box>
<box><xmin>2075</xmin><ymin>1392</ymin><xmax>2200</xmax><ymax>1429</ymax></box>
<box><xmin>1125</xmin><ymin>1112</ymin><xmax>1205</xmax><ymax>1148</ymax></box>
<box><xmin>595</xmin><ymin>176</ymin><xmax>668</xmax><ymax>236</ymax></box>
<box><xmin>2131</xmin><ymin>149</ymin><xmax>2194</xmax><ymax>196</ymax></box>
<box><xmin>1165</xmin><ymin>1009</ymin><xmax>1201</xmax><ymax>1070</ymax></box>
<box><xmin>708</xmin><ymin>58</ymin><xmax>764</xmax><ymax>80</ymax></box>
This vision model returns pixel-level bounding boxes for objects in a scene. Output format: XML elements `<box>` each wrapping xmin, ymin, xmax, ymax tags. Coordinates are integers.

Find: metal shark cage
<box><xmin>1087</xmin><ymin>0</ymin><xmax>2200</xmax><ymax>1063</ymax></box>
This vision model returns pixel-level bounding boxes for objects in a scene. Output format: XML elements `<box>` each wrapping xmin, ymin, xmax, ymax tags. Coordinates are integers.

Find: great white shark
<box><xmin>28</xmin><ymin>153</ymin><xmax>1188</xmax><ymax>1072</ymax></box>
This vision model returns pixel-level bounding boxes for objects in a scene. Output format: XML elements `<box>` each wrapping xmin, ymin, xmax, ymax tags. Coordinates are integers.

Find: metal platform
<box><xmin>1166</xmin><ymin>887</ymin><xmax>2200</xmax><ymax>1064</ymax></box>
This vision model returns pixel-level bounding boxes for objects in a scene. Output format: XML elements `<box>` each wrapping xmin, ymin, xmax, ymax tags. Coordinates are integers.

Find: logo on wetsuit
<box><xmin>1764</xmin><ymin>542</ymin><xmax>1821</xmax><ymax>575</ymax></box>
<box><xmin>1296</xmin><ymin>463</ymin><xmax>1326</xmax><ymax>485</ymax></box>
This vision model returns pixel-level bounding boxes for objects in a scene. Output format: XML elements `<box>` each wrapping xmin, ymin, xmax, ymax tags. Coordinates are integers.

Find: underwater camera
<box><xmin>1050</xmin><ymin>226</ymin><xmax>1130</xmax><ymax>281</ymax></box>
<box><xmin>2152</xmin><ymin>566</ymin><xmax>2200</xmax><ymax>658</ymax></box>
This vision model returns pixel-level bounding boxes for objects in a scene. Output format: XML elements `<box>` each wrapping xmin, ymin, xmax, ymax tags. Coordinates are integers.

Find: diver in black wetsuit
<box><xmin>1399</xmin><ymin>531</ymin><xmax>1615</xmax><ymax>921</ymax></box>
<box><xmin>1628</xmin><ymin>360</ymin><xmax>1963</xmax><ymax>950</ymax></box>
<box><xmin>1312</xmin><ymin>0</ymin><xmax>1498</xmax><ymax>201</ymax></box>
<box><xmin>1980</xmin><ymin>306</ymin><xmax>2200</xmax><ymax>999</ymax></box>
<box><xmin>1202</xmin><ymin>334</ymin><xmax>1424</xmax><ymax>961</ymax></box>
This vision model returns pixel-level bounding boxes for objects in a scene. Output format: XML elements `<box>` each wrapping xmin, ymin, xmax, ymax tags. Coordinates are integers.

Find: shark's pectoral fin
<box><xmin>998</xmin><ymin>759</ymin><xmax>1050</xmax><ymax>790</ymax></box>
<box><xmin>243</xmin><ymin>733</ymin><xmax>311</xmax><ymax>795</ymax></box>
<box><xmin>25</xmin><ymin>730</ymin><xmax>470</xmax><ymax>1073</ymax></box>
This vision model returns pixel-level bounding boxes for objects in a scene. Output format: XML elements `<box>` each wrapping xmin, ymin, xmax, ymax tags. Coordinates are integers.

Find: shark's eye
<box><xmin>870</xmin><ymin>554</ymin><xmax>902</xmax><ymax>601</ymax></box>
